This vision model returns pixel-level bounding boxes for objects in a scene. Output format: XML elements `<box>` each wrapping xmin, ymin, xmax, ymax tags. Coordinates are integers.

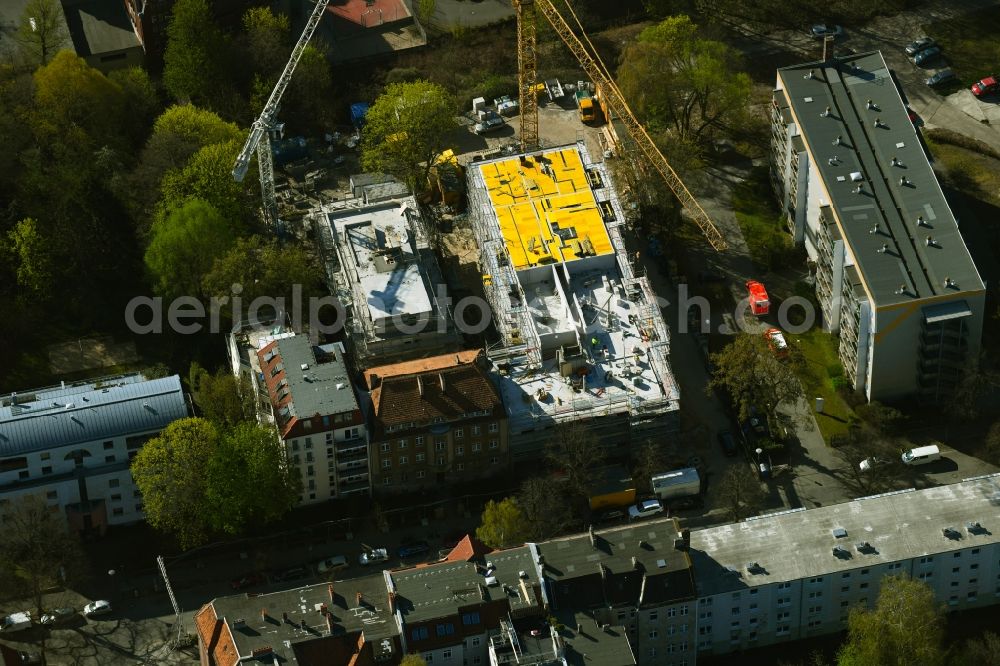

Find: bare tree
<box><xmin>14</xmin><ymin>0</ymin><xmax>70</xmax><ymax>67</ymax></box>
<box><xmin>833</xmin><ymin>427</ymin><xmax>905</xmax><ymax>497</ymax></box>
<box><xmin>717</xmin><ymin>465</ymin><xmax>766</xmax><ymax>522</ymax></box>
<box><xmin>517</xmin><ymin>477</ymin><xmax>576</xmax><ymax>541</ymax></box>
<box><xmin>631</xmin><ymin>440</ymin><xmax>669</xmax><ymax>494</ymax></box>
<box><xmin>545</xmin><ymin>422</ymin><xmax>606</xmax><ymax>505</ymax></box>
<box><xmin>0</xmin><ymin>495</ymin><xmax>87</xmax><ymax>615</ymax></box>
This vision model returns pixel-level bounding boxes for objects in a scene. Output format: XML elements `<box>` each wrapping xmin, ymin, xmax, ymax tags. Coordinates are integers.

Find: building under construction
<box><xmin>467</xmin><ymin>141</ymin><xmax>680</xmax><ymax>460</ymax></box>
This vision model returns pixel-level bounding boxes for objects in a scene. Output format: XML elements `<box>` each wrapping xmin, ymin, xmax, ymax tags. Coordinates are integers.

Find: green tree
<box><xmin>131</xmin><ymin>418</ymin><xmax>219</xmax><ymax>548</ymax></box>
<box><xmin>7</xmin><ymin>218</ymin><xmax>53</xmax><ymax>300</ymax></box>
<box><xmin>13</xmin><ymin>0</ymin><xmax>69</xmax><ymax>66</ymax></box>
<box><xmin>985</xmin><ymin>419</ymin><xmax>1000</xmax><ymax>465</ymax></box>
<box><xmin>401</xmin><ymin>656</ymin><xmax>428</xmax><ymax>666</ymax></box>
<box><xmin>286</xmin><ymin>44</ymin><xmax>334</xmax><ymax>127</ymax></box>
<box><xmin>243</xmin><ymin>7</ymin><xmax>290</xmax><ymax>78</ymax></box>
<box><xmin>0</xmin><ymin>495</ymin><xmax>87</xmax><ymax>616</ymax></box>
<box><xmin>837</xmin><ymin>575</ymin><xmax>945</xmax><ymax>666</ymax></box>
<box><xmin>717</xmin><ymin>464</ymin><xmax>765</xmax><ymax>522</ymax></box>
<box><xmin>163</xmin><ymin>0</ymin><xmax>225</xmax><ymax>105</ymax></box>
<box><xmin>617</xmin><ymin>16</ymin><xmax>751</xmax><ymax>143</ymax></box>
<box><xmin>708</xmin><ymin>332</ymin><xmax>802</xmax><ymax>422</ymax></box>
<box><xmin>361</xmin><ymin>80</ymin><xmax>456</xmax><ymax>192</ymax></box>
<box><xmin>158</xmin><ymin>138</ymin><xmax>251</xmax><ymax>228</ymax></box>
<box><xmin>205</xmin><ymin>423</ymin><xmax>301</xmax><ymax>536</ymax></box>
<box><xmin>144</xmin><ymin>198</ymin><xmax>237</xmax><ymax>299</ymax></box>
<box><xmin>953</xmin><ymin>631</ymin><xmax>1000</xmax><ymax>666</ymax></box>
<box><xmin>476</xmin><ymin>498</ymin><xmax>528</xmax><ymax>549</ymax></box>
<box><xmin>202</xmin><ymin>235</ymin><xmax>323</xmax><ymax>322</ymax></box>
<box><xmin>108</xmin><ymin>67</ymin><xmax>160</xmax><ymax>146</ymax></box>
<box><xmin>188</xmin><ymin>362</ymin><xmax>256</xmax><ymax>428</ymax></box>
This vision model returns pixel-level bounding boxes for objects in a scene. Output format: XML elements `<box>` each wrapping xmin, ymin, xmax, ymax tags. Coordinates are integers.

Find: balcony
<box><xmin>335</xmin><ymin>437</ymin><xmax>367</xmax><ymax>455</ymax></box>
<box><xmin>338</xmin><ymin>478</ymin><xmax>370</xmax><ymax>495</ymax></box>
<box><xmin>336</xmin><ymin>449</ymin><xmax>368</xmax><ymax>467</ymax></box>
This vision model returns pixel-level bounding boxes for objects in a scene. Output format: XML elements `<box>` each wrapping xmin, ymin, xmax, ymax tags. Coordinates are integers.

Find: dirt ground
<box><xmin>47</xmin><ymin>336</ymin><xmax>139</xmax><ymax>376</ymax></box>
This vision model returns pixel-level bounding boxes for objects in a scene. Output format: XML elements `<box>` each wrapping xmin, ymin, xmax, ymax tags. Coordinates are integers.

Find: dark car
<box><xmin>926</xmin><ymin>69</ymin><xmax>957</xmax><ymax>87</ymax></box>
<box><xmin>595</xmin><ymin>508</ymin><xmax>626</xmax><ymax>523</ymax></box>
<box><xmin>913</xmin><ymin>46</ymin><xmax>941</xmax><ymax>66</ymax></box>
<box><xmin>905</xmin><ymin>37</ymin><xmax>935</xmax><ymax>56</ymax></box>
<box><xmin>230</xmin><ymin>572</ymin><xmax>267</xmax><ymax>591</ymax></box>
<box><xmin>398</xmin><ymin>540</ymin><xmax>431</xmax><ymax>559</ymax></box>
<box><xmin>273</xmin><ymin>566</ymin><xmax>310</xmax><ymax>582</ymax></box>
<box><xmin>746</xmin><ymin>406</ymin><xmax>770</xmax><ymax>437</ymax></box>
<box><xmin>717</xmin><ymin>430</ymin><xmax>738</xmax><ymax>457</ymax></box>
<box><xmin>811</xmin><ymin>24</ymin><xmax>843</xmax><ymax>40</ymax></box>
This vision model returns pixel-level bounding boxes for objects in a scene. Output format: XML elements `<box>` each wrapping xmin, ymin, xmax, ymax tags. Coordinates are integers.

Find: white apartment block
<box><xmin>0</xmin><ymin>373</ymin><xmax>188</xmax><ymax>534</ymax></box>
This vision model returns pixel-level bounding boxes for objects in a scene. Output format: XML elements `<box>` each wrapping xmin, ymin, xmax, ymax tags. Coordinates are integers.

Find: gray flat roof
<box><xmin>63</xmin><ymin>0</ymin><xmax>139</xmax><ymax>56</ymax></box>
<box><xmin>271</xmin><ymin>337</ymin><xmax>359</xmax><ymax>419</ymax></box>
<box><xmin>0</xmin><ymin>374</ymin><xmax>187</xmax><ymax>457</ymax></box>
<box><xmin>690</xmin><ymin>474</ymin><xmax>1000</xmax><ymax>597</ymax></box>
<box><xmin>390</xmin><ymin>546</ymin><xmax>541</xmax><ymax>623</ymax></box>
<box><xmin>556</xmin><ymin>609</ymin><xmax>637</xmax><ymax>666</ymax></box>
<box><xmin>778</xmin><ymin>51</ymin><xmax>983</xmax><ymax>307</ymax></box>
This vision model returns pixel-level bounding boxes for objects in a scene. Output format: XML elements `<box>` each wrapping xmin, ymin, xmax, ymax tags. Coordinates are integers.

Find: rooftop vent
<box><xmin>855</xmin><ymin>541</ymin><xmax>874</xmax><ymax>554</ymax></box>
<box><xmin>746</xmin><ymin>562</ymin><xmax>764</xmax><ymax>574</ymax></box>
<box><xmin>829</xmin><ymin>156</ymin><xmax>839</xmax><ymax>166</ymax></box>
<box><xmin>966</xmin><ymin>521</ymin><xmax>985</xmax><ymax>535</ymax></box>
<box><xmin>870</xmin><ymin>224</ymin><xmax>879</xmax><ymax>235</ymax></box>
<box><xmin>874</xmin><ymin>117</ymin><xmax>884</xmax><ymax>128</ymax></box>
<box><xmin>866</xmin><ymin>99</ymin><xmax>878</xmax><ymax>110</ymax></box>
<box><xmin>854</xmin><ymin>183</ymin><xmax>865</xmax><ymax>194</ymax></box>
<box><xmin>926</xmin><ymin>236</ymin><xmax>937</xmax><ymax>247</ymax></box>
<box><xmin>301</xmin><ymin>363</ymin><xmax>309</xmax><ymax>371</ymax></box>
<box><xmin>942</xmin><ymin>527</ymin><xmax>961</xmax><ymax>540</ymax></box>
<box><xmin>805</xmin><ymin>69</ymin><xmax>816</xmax><ymax>80</ymax></box>
<box><xmin>832</xmin><ymin>545</ymin><xmax>850</xmax><ymax>558</ymax></box>
<box><xmin>519</xmin><ymin>570</ymin><xmax>528</xmax><ymax>579</ymax></box>
<box><xmin>833</xmin><ymin>135</ymin><xmax>843</xmax><ymax>146</ymax></box>
<box><xmin>896</xmin><ymin>284</ymin><xmax>907</xmax><ymax>296</ymax></box>
<box><xmin>233</xmin><ymin>618</ymin><xmax>246</xmax><ymax>628</ymax></box>
<box><xmin>878</xmin><ymin>243</ymin><xmax>889</xmax><ymax>254</ymax></box>
<box><xmin>944</xmin><ymin>277</ymin><xmax>955</xmax><ymax>288</ymax></box>
<box><xmin>832</xmin><ymin>527</ymin><xmax>848</xmax><ymax>539</ymax></box>
<box><xmin>916</xmin><ymin>215</ymin><xmax>926</xmax><ymax>227</ymax></box>
<box><xmin>821</xmin><ymin>106</ymin><xmax>831</xmax><ymax>117</ymax></box>
<box><xmin>891</xmin><ymin>156</ymin><xmax>901</xmax><ymax>167</ymax></box>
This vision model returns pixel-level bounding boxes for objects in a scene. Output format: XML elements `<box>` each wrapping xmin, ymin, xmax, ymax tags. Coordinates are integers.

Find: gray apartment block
<box><xmin>689</xmin><ymin>474</ymin><xmax>1000</xmax><ymax>658</ymax></box>
<box><xmin>770</xmin><ymin>51</ymin><xmax>985</xmax><ymax>401</ymax></box>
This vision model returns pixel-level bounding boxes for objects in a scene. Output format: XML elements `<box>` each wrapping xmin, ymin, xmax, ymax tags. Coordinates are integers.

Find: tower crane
<box><xmin>512</xmin><ymin>0</ymin><xmax>728</xmax><ymax>251</ymax></box>
<box><xmin>232</xmin><ymin>0</ymin><xmax>331</xmax><ymax>228</ymax></box>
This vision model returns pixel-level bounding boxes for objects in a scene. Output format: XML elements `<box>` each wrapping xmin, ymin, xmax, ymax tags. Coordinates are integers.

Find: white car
<box><xmin>859</xmin><ymin>457</ymin><xmax>887</xmax><ymax>472</ymax></box>
<box><xmin>0</xmin><ymin>611</ymin><xmax>32</xmax><ymax>632</ymax></box>
<box><xmin>83</xmin><ymin>600</ymin><xmax>112</xmax><ymax>617</ymax></box>
<box><xmin>628</xmin><ymin>499</ymin><xmax>664</xmax><ymax>520</ymax></box>
<box><xmin>316</xmin><ymin>555</ymin><xmax>349</xmax><ymax>573</ymax></box>
<box><xmin>359</xmin><ymin>548</ymin><xmax>389</xmax><ymax>566</ymax></box>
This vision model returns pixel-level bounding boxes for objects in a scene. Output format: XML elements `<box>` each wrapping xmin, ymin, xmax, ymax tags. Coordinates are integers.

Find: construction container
<box><xmin>651</xmin><ymin>468</ymin><xmax>701</xmax><ymax>501</ymax></box>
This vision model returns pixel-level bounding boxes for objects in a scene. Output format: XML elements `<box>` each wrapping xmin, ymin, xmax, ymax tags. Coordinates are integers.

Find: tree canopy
<box><xmin>837</xmin><ymin>575</ymin><xmax>945</xmax><ymax>666</ymax></box>
<box><xmin>188</xmin><ymin>362</ymin><xmax>256</xmax><ymax>429</ymax></box>
<box><xmin>13</xmin><ymin>0</ymin><xmax>70</xmax><ymax>67</ymax></box>
<box><xmin>131</xmin><ymin>417</ymin><xmax>299</xmax><ymax>548</ymax></box>
<box><xmin>709</xmin><ymin>332</ymin><xmax>803</xmax><ymax>421</ymax></box>
<box><xmin>158</xmin><ymin>138</ymin><xmax>250</xmax><ymax>228</ymax></box>
<box><xmin>361</xmin><ymin>80</ymin><xmax>456</xmax><ymax>192</ymax></box>
<box><xmin>476</xmin><ymin>498</ymin><xmax>529</xmax><ymax>549</ymax></box>
<box><xmin>144</xmin><ymin>198</ymin><xmax>237</xmax><ymax>300</ymax></box>
<box><xmin>716</xmin><ymin>464</ymin><xmax>765</xmax><ymax>522</ymax></box>
<box><xmin>517</xmin><ymin>477</ymin><xmax>575</xmax><ymax>541</ymax></box>
<box><xmin>545</xmin><ymin>422</ymin><xmax>606</xmax><ymax>507</ymax></box>
<box><xmin>163</xmin><ymin>0</ymin><xmax>226</xmax><ymax>106</ymax></box>
<box><xmin>6</xmin><ymin>218</ymin><xmax>53</xmax><ymax>301</ymax></box>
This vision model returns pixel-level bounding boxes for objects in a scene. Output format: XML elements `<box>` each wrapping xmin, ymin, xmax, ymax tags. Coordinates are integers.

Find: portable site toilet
<box><xmin>746</xmin><ymin>280</ymin><xmax>770</xmax><ymax>316</ymax></box>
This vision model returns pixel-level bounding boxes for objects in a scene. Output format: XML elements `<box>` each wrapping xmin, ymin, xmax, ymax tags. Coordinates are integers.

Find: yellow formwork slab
<box><xmin>481</xmin><ymin>147</ymin><xmax>614</xmax><ymax>271</ymax></box>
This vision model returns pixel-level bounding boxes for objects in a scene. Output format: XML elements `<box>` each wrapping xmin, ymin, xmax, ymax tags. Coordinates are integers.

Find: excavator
<box><xmin>512</xmin><ymin>0</ymin><xmax>728</xmax><ymax>251</ymax></box>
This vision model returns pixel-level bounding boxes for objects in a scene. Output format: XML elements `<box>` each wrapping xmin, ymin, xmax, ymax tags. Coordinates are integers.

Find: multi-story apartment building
<box><xmin>689</xmin><ymin>474</ymin><xmax>1000</xmax><ymax>658</ymax></box>
<box><xmin>770</xmin><ymin>51</ymin><xmax>985</xmax><ymax>401</ymax></box>
<box><xmin>465</xmin><ymin>142</ymin><xmax>680</xmax><ymax>460</ymax></box>
<box><xmin>316</xmin><ymin>182</ymin><xmax>459</xmax><ymax>365</ymax></box>
<box><xmin>0</xmin><ymin>373</ymin><xmax>188</xmax><ymax>535</ymax></box>
<box><xmin>365</xmin><ymin>350</ymin><xmax>507</xmax><ymax>493</ymax></box>
<box><xmin>256</xmin><ymin>333</ymin><xmax>370</xmax><ymax>504</ymax></box>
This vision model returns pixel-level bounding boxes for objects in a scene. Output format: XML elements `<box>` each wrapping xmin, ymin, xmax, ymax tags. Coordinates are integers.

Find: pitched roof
<box><xmin>0</xmin><ymin>374</ymin><xmax>188</xmax><ymax>457</ymax></box>
<box><xmin>367</xmin><ymin>351</ymin><xmax>502</xmax><ymax>429</ymax></box>
<box><xmin>365</xmin><ymin>349</ymin><xmax>483</xmax><ymax>386</ymax></box>
<box><xmin>442</xmin><ymin>535</ymin><xmax>492</xmax><ymax>563</ymax></box>
<box><xmin>194</xmin><ymin>603</ymin><xmax>238</xmax><ymax>666</ymax></box>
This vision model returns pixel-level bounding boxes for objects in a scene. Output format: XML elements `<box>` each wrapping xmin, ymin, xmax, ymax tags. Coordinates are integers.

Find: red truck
<box><xmin>746</xmin><ymin>280</ymin><xmax>770</xmax><ymax>316</ymax></box>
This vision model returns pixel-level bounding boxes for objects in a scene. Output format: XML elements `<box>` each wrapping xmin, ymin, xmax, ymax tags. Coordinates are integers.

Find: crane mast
<box><xmin>518</xmin><ymin>0</ymin><xmax>728</xmax><ymax>252</ymax></box>
<box><xmin>514</xmin><ymin>0</ymin><xmax>539</xmax><ymax>151</ymax></box>
<box><xmin>232</xmin><ymin>0</ymin><xmax>331</xmax><ymax>228</ymax></box>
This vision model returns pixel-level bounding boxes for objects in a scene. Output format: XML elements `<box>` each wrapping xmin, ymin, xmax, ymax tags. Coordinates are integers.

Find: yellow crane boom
<box><xmin>514</xmin><ymin>0</ymin><xmax>728</xmax><ymax>252</ymax></box>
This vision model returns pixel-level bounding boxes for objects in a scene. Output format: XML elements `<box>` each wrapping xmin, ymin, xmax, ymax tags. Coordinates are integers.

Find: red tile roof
<box><xmin>195</xmin><ymin>603</ymin><xmax>238</xmax><ymax>666</ymax></box>
<box><xmin>443</xmin><ymin>535</ymin><xmax>493</xmax><ymax>563</ymax></box>
<box><xmin>367</xmin><ymin>351</ymin><xmax>502</xmax><ymax>429</ymax></box>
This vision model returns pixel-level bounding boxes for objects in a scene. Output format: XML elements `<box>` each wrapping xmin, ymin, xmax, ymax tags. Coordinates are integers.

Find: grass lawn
<box><xmin>731</xmin><ymin>167</ymin><xmax>794</xmax><ymax>272</ymax></box>
<box><xmin>923</xmin><ymin>6</ymin><xmax>1000</xmax><ymax>87</ymax></box>
<box><xmin>925</xmin><ymin>137</ymin><xmax>1000</xmax><ymax>208</ymax></box>
<box><xmin>788</xmin><ymin>327</ymin><xmax>855</xmax><ymax>444</ymax></box>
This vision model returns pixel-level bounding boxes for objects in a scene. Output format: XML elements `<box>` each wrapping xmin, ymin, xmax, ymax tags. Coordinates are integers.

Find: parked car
<box><xmin>230</xmin><ymin>572</ymin><xmax>267</xmax><ymax>591</ymax></box>
<box><xmin>667</xmin><ymin>496</ymin><xmax>703</xmax><ymax>511</ymax></box>
<box><xmin>717</xmin><ymin>430</ymin><xmax>738</xmax><ymax>457</ymax></box>
<box><xmin>398</xmin><ymin>540</ymin><xmax>431</xmax><ymax>559</ymax></box>
<box><xmin>316</xmin><ymin>555</ymin><xmax>349</xmax><ymax>574</ymax></box>
<box><xmin>904</xmin><ymin>37</ymin><xmax>935</xmax><ymax>56</ymax></box>
<box><xmin>901</xmin><ymin>444</ymin><xmax>941</xmax><ymax>466</ymax></box>
<box><xmin>764</xmin><ymin>328</ymin><xmax>789</xmax><ymax>358</ymax></box>
<box><xmin>746</xmin><ymin>406</ymin><xmax>770</xmax><ymax>438</ymax></box>
<box><xmin>811</xmin><ymin>24</ymin><xmax>843</xmax><ymax>39</ymax></box>
<box><xmin>926</xmin><ymin>68</ymin><xmax>957</xmax><ymax>87</ymax></box>
<box><xmin>628</xmin><ymin>498</ymin><xmax>664</xmax><ymax>520</ymax></box>
<box><xmin>359</xmin><ymin>548</ymin><xmax>389</xmax><ymax>566</ymax></box>
<box><xmin>83</xmin><ymin>600</ymin><xmax>112</xmax><ymax>618</ymax></box>
<box><xmin>913</xmin><ymin>46</ymin><xmax>941</xmax><ymax>66</ymax></box>
<box><xmin>595</xmin><ymin>508</ymin><xmax>626</xmax><ymax>523</ymax></box>
<box><xmin>39</xmin><ymin>608</ymin><xmax>76</xmax><ymax>626</ymax></box>
<box><xmin>273</xmin><ymin>566</ymin><xmax>310</xmax><ymax>582</ymax></box>
<box><xmin>859</xmin><ymin>457</ymin><xmax>888</xmax><ymax>472</ymax></box>
<box><xmin>1</xmin><ymin>611</ymin><xmax>32</xmax><ymax>633</ymax></box>
<box><xmin>474</xmin><ymin>110</ymin><xmax>505</xmax><ymax>135</ymax></box>
<box><xmin>971</xmin><ymin>76</ymin><xmax>999</xmax><ymax>97</ymax></box>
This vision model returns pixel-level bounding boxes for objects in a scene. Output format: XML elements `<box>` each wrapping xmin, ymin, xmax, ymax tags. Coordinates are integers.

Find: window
<box><xmin>442</xmin><ymin>650</ymin><xmax>452</xmax><ymax>659</ymax></box>
<box><xmin>380</xmin><ymin>443</ymin><xmax>390</xmax><ymax>453</ymax></box>
<box><xmin>954</xmin><ymin>552</ymin><xmax>962</xmax><ymax>558</ymax></box>
<box><xmin>472</xmin><ymin>425</ymin><xmax>481</xmax><ymax>435</ymax></box>
<box><xmin>649</xmin><ymin>630</ymin><xmax>658</xmax><ymax>639</ymax></box>
<box><xmin>750</xmin><ymin>588</ymin><xmax>758</xmax><ymax>595</ymax></box>
<box><xmin>416</xmin><ymin>453</ymin><xmax>426</xmax><ymax>462</ymax></box>
<box><xmin>456</xmin><ymin>463</ymin><xmax>465</xmax><ymax>471</ymax></box>
<box><xmin>490</xmin><ymin>456</ymin><xmax>500</xmax><ymax>465</ymax></box>
<box><xmin>842</xmin><ymin>573</ymin><xmax>851</xmax><ymax>579</ymax></box>
<box><xmin>972</xmin><ymin>548</ymin><xmax>980</xmax><ymax>555</ymax></box>
<box><xmin>136</xmin><ymin>503</ymin><xmax>144</xmax><ymax>512</ymax></box>
<box><xmin>859</xmin><ymin>583</ymin><xmax>869</xmax><ymax>590</ymax></box>
<box><xmin>841</xmin><ymin>600</ymin><xmax>850</xmax><ymax>607</ymax></box>
<box><xmin>41</xmin><ymin>466</ymin><xmax>52</xmax><ymax>475</ymax></box>
<box><xmin>920</xmin><ymin>556</ymin><xmax>934</xmax><ymax>564</ymax></box>
<box><xmin>462</xmin><ymin>612</ymin><xmax>480</xmax><ymax>625</ymax></box>
<box><xmin>919</xmin><ymin>572</ymin><xmax>933</xmax><ymax>580</ymax></box>
<box><xmin>731</xmin><ymin>592</ymin><xmax>740</xmax><ymax>601</ymax></box>
<box><xmin>841</xmin><ymin>586</ymin><xmax>850</xmax><ymax>593</ymax></box>
<box><xmin>416</xmin><ymin>471</ymin><xmax>426</xmax><ymax>479</ymax></box>
<box><xmin>698</xmin><ymin>611</ymin><xmax>712</xmax><ymax>620</ymax></box>
<box><xmin>307</xmin><ymin>465</ymin><xmax>314</xmax><ymax>476</ymax></box>
<box><xmin>103</xmin><ymin>441</ymin><xmax>114</xmax><ymax>450</ymax></box>
<box><xmin>399</xmin><ymin>456</ymin><xmax>408</xmax><ymax>465</ymax></box>
<box><xmin>698</xmin><ymin>626</ymin><xmax>712</xmax><ymax>635</ymax></box>
<box><xmin>472</xmin><ymin>637</ymin><xmax>480</xmax><ymax>647</ymax></box>
<box><xmin>700</xmin><ymin>597</ymin><xmax>713</xmax><ymax>605</ymax></box>
<box><xmin>949</xmin><ymin>596</ymin><xmax>959</xmax><ymax>606</ymax></box>
<box><xmin>777</xmin><ymin>582</ymin><xmax>791</xmax><ymax>590</ymax></box>
<box><xmin>749</xmin><ymin>603</ymin><xmax>757</xmax><ymax>610</ymax></box>
<box><xmin>776</xmin><ymin>625</ymin><xmax>790</xmax><ymax>636</ymax></box>
<box><xmin>489</xmin><ymin>440</ymin><xmax>499</xmax><ymax>449</ymax></box>
<box><xmin>382</xmin><ymin>460</ymin><xmax>391</xmax><ymax>469</ymax></box>
<box><xmin>648</xmin><ymin>648</ymin><xmax>656</xmax><ymax>658</ymax></box>
<box><xmin>648</xmin><ymin>611</ymin><xmax>658</xmax><ymax>622</ymax></box>
<box><xmin>667</xmin><ymin>608</ymin><xmax>676</xmax><ymax>618</ymax></box>
<box><xmin>681</xmin><ymin>606</ymin><xmax>689</xmax><ymax>616</ymax></box>
<box><xmin>861</xmin><ymin>568</ymin><xmax>869</xmax><ymax>575</ymax></box>
<box><xmin>472</xmin><ymin>443</ymin><xmax>482</xmax><ymax>452</ymax></box>
<box><xmin>731</xmin><ymin>608</ymin><xmax>740</xmax><ymax>616</ymax></box>
<box><xmin>435</xmin><ymin>623</ymin><xmax>455</xmax><ymax>636</ymax></box>
<box><xmin>46</xmin><ymin>490</ymin><xmax>57</xmax><ymax>500</ymax></box>
<box><xmin>808</xmin><ymin>577</ymin><xmax>823</xmax><ymax>584</ymax></box>
<box><xmin>112</xmin><ymin>508</ymin><xmax>124</xmax><ymax>516</ymax></box>
<box><xmin>411</xmin><ymin>627</ymin><xmax>429</xmax><ymax>640</ymax></box>
<box><xmin>110</xmin><ymin>493</ymin><xmax>122</xmax><ymax>501</ymax></box>
<box><xmin>455</xmin><ymin>429</ymin><xmax>464</xmax><ymax>439</ymax></box>
<box><xmin>437</xmin><ymin>456</ymin><xmax>446</xmax><ymax>466</ymax></box>
<box><xmin>323</xmin><ymin>416</ymin><xmax>330</xmax><ymax>427</ymax></box>
<box><xmin>777</xmin><ymin>596</ymin><xmax>790</xmax><ymax>607</ymax></box>
<box><xmin>416</xmin><ymin>436</ymin><xmax>425</xmax><ymax>445</ymax></box>
<box><xmin>489</xmin><ymin>422</ymin><xmax>498</xmax><ymax>433</ymax></box>
<box><xmin>435</xmin><ymin>441</ymin><xmax>446</xmax><ymax>451</ymax></box>
<box><xmin>808</xmin><ymin>606</ymin><xmax>822</xmax><ymax>614</ymax></box>
<box><xmin>953</xmin><ymin>567</ymin><xmax>961</xmax><ymax>573</ymax></box>
<box><xmin>730</xmin><ymin>621</ymin><xmax>740</xmax><ymax>628</ymax></box>
<box><xmin>305</xmin><ymin>438</ymin><xmax>313</xmax><ymax>448</ymax></box>
<box><xmin>109</xmin><ymin>479</ymin><xmax>120</xmax><ymax>488</ymax></box>
<box><xmin>969</xmin><ymin>592</ymin><xmax>978</xmax><ymax>601</ymax></box>
<box><xmin>399</xmin><ymin>439</ymin><xmax>408</xmax><ymax>449</ymax></box>
<box><xmin>668</xmin><ymin>626</ymin><xmax>676</xmax><ymax>636</ymax></box>
<box><xmin>456</xmin><ymin>446</ymin><xmax>464</xmax><ymax>456</ymax></box>
<box><xmin>808</xmin><ymin>591</ymin><xmax>822</xmax><ymax>599</ymax></box>
<box><xmin>972</xmin><ymin>564</ymin><xmax>979</xmax><ymax>570</ymax></box>
<box><xmin>423</xmin><ymin>655</ymin><xmax>433</xmax><ymax>664</ymax></box>
<box><xmin>969</xmin><ymin>578</ymin><xmax>978</xmax><ymax>585</ymax></box>
<box><xmin>382</xmin><ymin>477</ymin><xmax>392</xmax><ymax>486</ymax></box>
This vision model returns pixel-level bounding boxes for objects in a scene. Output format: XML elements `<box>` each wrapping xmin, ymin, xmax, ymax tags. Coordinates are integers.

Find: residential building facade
<box><xmin>365</xmin><ymin>350</ymin><xmax>508</xmax><ymax>493</ymax></box>
<box><xmin>466</xmin><ymin>142</ymin><xmax>680</xmax><ymax>460</ymax></box>
<box><xmin>0</xmin><ymin>373</ymin><xmax>188</xmax><ymax>535</ymax></box>
<box><xmin>770</xmin><ymin>51</ymin><xmax>985</xmax><ymax>401</ymax></box>
<box><xmin>256</xmin><ymin>334</ymin><xmax>370</xmax><ymax>504</ymax></box>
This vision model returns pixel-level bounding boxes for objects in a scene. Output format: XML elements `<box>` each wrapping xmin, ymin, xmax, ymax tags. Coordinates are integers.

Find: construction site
<box><xmin>467</xmin><ymin>141</ymin><xmax>681</xmax><ymax>460</ymax></box>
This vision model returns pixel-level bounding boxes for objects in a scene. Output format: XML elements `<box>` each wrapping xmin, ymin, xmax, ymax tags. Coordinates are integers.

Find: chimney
<box><xmin>417</xmin><ymin>375</ymin><xmax>424</xmax><ymax>397</ymax></box>
<box><xmin>388</xmin><ymin>591</ymin><xmax>397</xmax><ymax>613</ymax></box>
<box><xmin>944</xmin><ymin>276</ymin><xmax>954</xmax><ymax>288</ymax></box>
<box><xmin>261</xmin><ymin>608</ymin><xmax>268</xmax><ymax>620</ymax></box>
<box><xmin>878</xmin><ymin>244</ymin><xmax>888</xmax><ymax>254</ymax></box>
<box><xmin>328</xmin><ymin>583</ymin><xmax>335</xmax><ymax>603</ymax></box>
<box><xmin>821</xmin><ymin>106</ymin><xmax>831</xmax><ymax>117</ymax></box>
<box><xmin>300</xmin><ymin>618</ymin><xmax>307</xmax><ymax>630</ymax></box>
<box><xmin>282</xmin><ymin>611</ymin><xmax>289</xmax><ymax>623</ymax></box>
<box><xmin>682</xmin><ymin>528</ymin><xmax>691</xmax><ymax>548</ymax></box>
<box><xmin>319</xmin><ymin>603</ymin><xmax>328</xmax><ymax>615</ymax></box>
<box><xmin>631</xmin><ymin>556</ymin><xmax>638</xmax><ymax>569</ymax></box>
<box><xmin>588</xmin><ymin>525</ymin><xmax>595</xmax><ymax>547</ymax></box>
<box><xmin>916</xmin><ymin>215</ymin><xmax>925</xmax><ymax>226</ymax></box>
<box><xmin>325</xmin><ymin>611</ymin><xmax>334</xmax><ymax>634</ymax></box>
<box><xmin>900</xmin><ymin>176</ymin><xmax>909</xmax><ymax>186</ymax></box>
<box><xmin>891</xmin><ymin>156</ymin><xmax>900</xmax><ymax>167</ymax></box>
<box><xmin>439</xmin><ymin>373</ymin><xmax>446</xmax><ymax>392</ymax></box>
<box><xmin>869</xmin><ymin>223</ymin><xmax>879</xmax><ymax>235</ymax></box>
<box><xmin>833</xmin><ymin>135</ymin><xmax>842</xmax><ymax>146</ymax></box>
<box><xmin>926</xmin><ymin>236</ymin><xmax>936</xmax><ymax>247</ymax></box>
<box><xmin>874</xmin><ymin>117</ymin><xmax>883</xmax><ymax>128</ymax></box>
<box><xmin>896</xmin><ymin>284</ymin><xmax>907</xmax><ymax>295</ymax></box>
<box><xmin>356</xmin><ymin>591</ymin><xmax>363</xmax><ymax>607</ymax></box>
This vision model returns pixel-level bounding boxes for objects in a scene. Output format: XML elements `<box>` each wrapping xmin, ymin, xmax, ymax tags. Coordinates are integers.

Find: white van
<box><xmin>901</xmin><ymin>444</ymin><xmax>941</xmax><ymax>466</ymax></box>
<box><xmin>1</xmin><ymin>611</ymin><xmax>32</xmax><ymax>633</ymax></box>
